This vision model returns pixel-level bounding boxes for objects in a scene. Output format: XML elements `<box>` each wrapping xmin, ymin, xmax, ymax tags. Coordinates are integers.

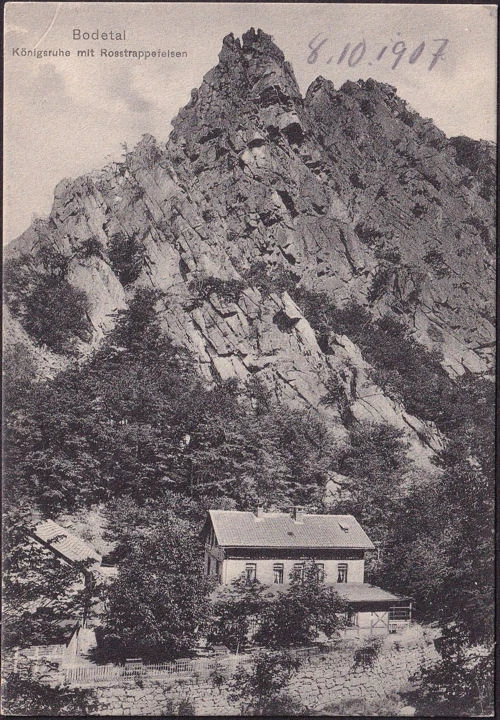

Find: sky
<box><xmin>3</xmin><ymin>2</ymin><xmax>497</xmax><ymax>243</ymax></box>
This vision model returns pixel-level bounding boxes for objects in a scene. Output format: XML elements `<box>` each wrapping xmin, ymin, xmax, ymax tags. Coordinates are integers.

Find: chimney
<box><xmin>255</xmin><ymin>507</ymin><xmax>265</xmax><ymax>519</ymax></box>
<box><xmin>291</xmin><ymin>506</ymin><xmax>305</xmax><ymax>523</ymax></box>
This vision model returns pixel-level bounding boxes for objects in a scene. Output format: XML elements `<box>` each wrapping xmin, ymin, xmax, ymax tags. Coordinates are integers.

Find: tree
<box><xmin>4</xmin><ymin>250</ymin><xmax>91</xmax><ymax>354</ymax></box>
<box><xmin>403</xmin><ymin>629</ymin><xmax>494</xmax><ymax>716</ymax></box>
<box><xmin>100</xmin><ymin>512</ymin><xmax>214</xmax><ymax>661</ymax></box>
<box><xmin>378</xmin><ymin>434</ymin><xmax>493</xmax><ymax>644</ymax></box>
<box><xmin>108</xmin><ymin>231</ymin><xmax>145</xmax><ymax>285</ymax></box>
<box><xmin>254</xmin><ymin>560</ymin><xmax>345</xmax><ymax>648</ymax></box>
<box><xmin>333</xmin><ymin>422</ymin><xmax>414</xmax><ymax>554</ymax></box>
<box><xmin>2</xmin><ymin>660</ymin><xmax>98</xmax><ymax>716</ymax></box>
<box><xmin>207</xmin><ymin>575</ymin><xmax>268</xmax><ymax>653</ymax></box>
<box><xmin>227</xmin><ymin>649</ymin><xmax>303</xmax><ymax>716</ymax></box>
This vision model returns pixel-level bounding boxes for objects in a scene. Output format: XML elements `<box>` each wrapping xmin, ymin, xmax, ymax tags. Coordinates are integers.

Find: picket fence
<box><xmin>64</xmin><ymin>644</ymin><xmax>332</xmax><ymax>685</ymax></box>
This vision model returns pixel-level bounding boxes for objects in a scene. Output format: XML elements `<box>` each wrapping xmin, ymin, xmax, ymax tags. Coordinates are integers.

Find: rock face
<box><xmin>5</xmin><ymin>29</ymin><xmax>495</xmax><ymax>460</ymax></box>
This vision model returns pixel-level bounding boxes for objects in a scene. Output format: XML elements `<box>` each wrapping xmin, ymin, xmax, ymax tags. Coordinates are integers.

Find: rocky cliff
<box><xmin>5</xmin><ymin>29</ymin><xmax>495</xmax><ymax>462</ymax></box>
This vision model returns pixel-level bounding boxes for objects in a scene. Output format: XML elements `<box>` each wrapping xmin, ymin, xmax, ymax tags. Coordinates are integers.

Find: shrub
<box><xmin>5</xmin><ymin>248</ymin><xmax>91</xmax><ymax>353</ymax></box>
<box><xmin>209</xmin><ymin>662</ymin><xmax>228</xmax><ymax>692</ymax></box>
<box><xmin>254</xmin><ymin>560</ymin><xmax>346</xmax><ymax>648</ymax></box>
<box><xmin>77</xmin><ymin>236</ymin><xmax>105</xmax><ymax>259</ymax></box>
<box><xmin>2</xmin><ymin>661</ymin><xmax>98</xmax><ymax>716</ymax></box>
<box><xmin>242</xmin><ymin>261</ymin><xmax>296</xmax><ymax>298</ymax></box>
<box><xmin>3</xmin><ymin>254</ymin><xmax>36</xmax><ymax>317</ymax></box>
<box><xmin>353</xmin><ymin>222</ymin><xmax>384</xmax><ymax>247</ymax></box>
<box><xmin>423</xmin><ymin>250</ymin><xmax>450</xmax><ymax>278</ymax></box>
<box><xmin>23</xmin><ymin>275</ymin><xmax>91</xmax><ymax>353</ymax></box>
<box><xmin>367</xmin><ymin>265</ymin><xmax>394</xmax><ymax>303</ymax></box>
<box><xmin>188</xmin><ymin>275</ymin><xmax>247</xmax><ymax>305</ymax></box>
<box><xmin>227</xmin><ymin>649</ymin><xmax>302</xmax><ymax>716</ymax></box>
<box><xmin>353</xmin><ymin>637</ymin><xmax>383</xmax><ymax>668</ymax></box>
<box><xmin>108</xmin><ymin>231</ymin><xmax>146</xmax><ymax>285</ymax></box>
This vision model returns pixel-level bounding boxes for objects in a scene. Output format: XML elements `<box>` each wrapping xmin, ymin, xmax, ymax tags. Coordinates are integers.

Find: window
<box><xmin>293</xmin><ymin>563</ymin><xmax>304</xmax><ymax>581</ymax></box>
<box><xmin>337</xmin><ymin>563</ymin><xmax>348</xmax><ymax>583</ymax></box>
<box><xmin>316</xmin><ymin>563</ymin><xmax>325</xmax><ymax>582</ymax></box>
<box><xmin>245</xmin><ymin>563</ymin><xmax>257</xmax><ymax>582</ymax></box>
<box><xmin>273</xmin><ymin>563</ymin><xmax>284</xmax><ymax>584</ymax></box>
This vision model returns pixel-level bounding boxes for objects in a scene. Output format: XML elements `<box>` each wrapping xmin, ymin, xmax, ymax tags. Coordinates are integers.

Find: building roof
<box><xmin>208</xmin><ymin>510</ymin><xmax>375</xmax><ymax>550</ymax></box>
<box><xmin>32</xmin><ymin>519</ymin><xmax>102</xmax><ymax>565</ymax></box>
<box><xmin>332</xmin><ymin>583</ymin><xmax>411</xmax><ymax>604</ymax></box>
<box><xmin>211</xmin><ymin>582</ymin><xmax>410</xmax><ymax>605</ymax></box>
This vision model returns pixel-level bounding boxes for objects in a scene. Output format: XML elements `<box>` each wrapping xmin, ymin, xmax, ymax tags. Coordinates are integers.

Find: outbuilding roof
<box><xmin>211</xmin><ymin>582</ymin><xmax>410</xmax><ymax>604</ymax></box>
<box><xmin>333</xmin><ymin>583</ymin><xmax>411</xmax><ymax>604</ymax></box>
<box><xmin>208</xmin><ymin>510</ymin><xmax>375</xmax><ymax>550</ymax></box>
<box><xmin>32</xmin><ymin>519</ymin><xmax>102</xmax><ymax>565</ymax></box>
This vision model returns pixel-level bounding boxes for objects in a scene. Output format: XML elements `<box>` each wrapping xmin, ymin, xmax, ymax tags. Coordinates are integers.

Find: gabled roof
<box><xmin>32</xmin><ymin>519</ymin><xmax>102</xmax><ymax>565</ymax></box>
<box><xmin>208</xmin><ymin>510</ymin><xmax>375</xmax><ymax>550</ymax></box>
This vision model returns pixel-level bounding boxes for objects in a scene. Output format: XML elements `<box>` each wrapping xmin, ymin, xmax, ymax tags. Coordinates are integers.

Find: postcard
<box><xmin>3</xmin><ymin>3</ymin><xmax>496</xmax><ymax>717</ymax></box>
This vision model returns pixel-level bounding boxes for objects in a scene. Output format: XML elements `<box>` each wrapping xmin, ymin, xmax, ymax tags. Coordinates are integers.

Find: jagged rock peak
<box><xmin>218</xmin><ymin>28</ymin><xmax>286</xmax><ymax>63</ymax></box>
<box><xmin>241</xmin><ymin>27</ymin><xmax>285</xmax><ymax>61</ymax></box>
<box><xmin>171</xmin><ymin>28</ymin><xmax>302</xmax><ymax>136</ymax></box>
<box><xmin>214</xmin><ymin>27</ymin><xmax>301</xmax><ymax>98</ymax></box>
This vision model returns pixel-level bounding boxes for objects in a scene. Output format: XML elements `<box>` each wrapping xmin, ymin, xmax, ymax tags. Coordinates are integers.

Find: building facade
<box><xmin>203</xmin><ymin>507</ymin><xmax>412</xmax><ymax>634</ymax></box>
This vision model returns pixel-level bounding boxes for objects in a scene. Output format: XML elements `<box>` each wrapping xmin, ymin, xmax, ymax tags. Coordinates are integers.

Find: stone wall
<box><xmin>287</xmin><ymin>629</ymin><xmax>438</xmax><ymax>715</ymax></box>
<box><xmin>93</xmin><ymin>627</ymin><xmax>438</xmax><ymax>716</ymax></box>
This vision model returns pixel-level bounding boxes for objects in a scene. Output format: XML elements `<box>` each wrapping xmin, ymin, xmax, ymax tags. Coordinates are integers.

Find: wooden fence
<box><xmin>64</xmin><ymin>653</ymin><xmax>249</xmax><ymax>685</ymax></box>
<box><xmin>64</xmin><ymin>644</ymin><xmax>333</xmax><ymax>685</ymax></box>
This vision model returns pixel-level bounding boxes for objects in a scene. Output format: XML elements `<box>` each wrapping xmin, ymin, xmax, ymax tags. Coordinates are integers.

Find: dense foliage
<box><xmin>98</xmin><ymin>507</ymin><xmax>213</xmax><ymax>661</ymax></box>
<box><xmin>208</xmin><ymin>562</ymin><xmax>345</xmax><ymax>652</ymax></box>
<box><xmin>208</xmin><ymin>576</ymin><xmax>269</xmax><ymax>653</ymax></box>
<box><xmin>4</xmin><ymin>288</ymin><xmax>337</xmax><ymax>515</ymax></box>
<box><xmin>108</xmin><ymin>231</ymin><xmax>146</xmax><ymax>285</ymax></box>
<box><xmin>402</xmin><ymin>630</ymin><xmax>494</xmax><ymax>716</ymax></box>
<box><xmin>227</xmin><ymin>649</ymin><xmax>303</xmax><ymax>716</ymax></box>
<box><xmin>2</xmin><ymin>662</ymin><xmax>98</xmax><ymax>716</ymax></box>
<box><xmin>254</xmin><ymin>561</ymin><xmax>346</xmax><ymax>648</ymax></box>
<box><xmin>3</xmin><ymin>279</ymin><xmax>494</xmax><ymax>714</ymax></box>
<box><xmin>4</xmin><ymin>249</ymin><xmax>91</xmax><ymax>353</ymax></box>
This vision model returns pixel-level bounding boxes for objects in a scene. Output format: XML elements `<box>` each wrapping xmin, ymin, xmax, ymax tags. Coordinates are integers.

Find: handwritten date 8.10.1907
<box><xmin>307</xmin><ymin>34</ymin><xmax>449</xmax><ymax>72</ymax></box>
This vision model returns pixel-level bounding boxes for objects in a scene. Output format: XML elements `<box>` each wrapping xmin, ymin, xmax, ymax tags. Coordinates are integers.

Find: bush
<box><xmin>403</xmin><ymin>639</ymin><xmax>494</xmax><ymax>716</ymax></box>
<box><xmin>4</xmin><ymin>250</ymin><xmax>91</xmax><ymax>354</ymax></box>
<box><xmin>108</xmin><ymin>231</ymin><xmax>145</xmax><ymax>285</ymax></box>
<box><xmin>209</xmin><ymin>662</ymin><xmax>228</xmax><ymax>692</ymax></box>
<box><xmin>23</xmin><ymin>275</ymin><xmax>91</xmax><ymax>353</ymax></box>
<box><xmin>423</xmin><ymin>250</ymin><xmax>450</xmax><ymax>278</ymax></box>
<box><xmin>188</xmin><ymin>275</ymin><xmax>247</xmax><ymax>305</ymax></box>
<box><xmin>254</xmin><ymin>560</ymin><xmax>346</xmax><ymax>648</ymax></box>
<box><xmin>207</xmin><ymin>575</ymin><xmax>267</xmax><ymax>653</ymax></box>
<box><xmin>367</xmin><ymin>265</ymin><xmax>394</xmax><ymax>303</ymax></box>
<box><xmin>77</xmin><ymin>236</ymin><xmax>105</xmax><ymax>259</ymax></box>
<box><xmin>227</xmin><ymin>649</ymin><xmax>302</xmax><ymax>715</ymax></box>
<box><xmin>242</xmin><ymin>260</ymin><xmax>296</xmax><ymax>298</ymax></box>
<box><xmin>163</xmin><ymin>697</ymin><xmax>196</xmax><ymax>716</ymax></box>
<box><xmin>353</xmin><ymin>637</ymin><xmax>383</xmax><ymax>668</ymax></box>
<box><xmin>2</xmin><ymin>661</ymin><xmax>98</xmax><ymax>716</ymax></box>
